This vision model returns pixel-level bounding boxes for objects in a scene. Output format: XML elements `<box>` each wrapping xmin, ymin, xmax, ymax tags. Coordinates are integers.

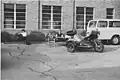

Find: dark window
<box><xmin>4</xmin><ymin>4</ymin><xmax>26</xmax><ymax>29</ymax></box>
<box><xmin>42</xmin><ymin>5</ymin><xmax>62</xmax><ymax>29</ymax></box>
<box><xmin>109</xmin><ymin>21</ymin><xmax>120</xmax><ymax>28</ymax></box>
<box><xmin>98</xmin><ymin>21</ymin><xmax>108</xmax><ymax>28</ymax></box>
<box><xmin>76</xmin><ymin>7</ymin><xmax>93</xmax><ymax>29</ymax></box>
<box><xmin>106</xmin><ymin>8</ymin><xmax>114</xmax><ymax>19</ymax></box>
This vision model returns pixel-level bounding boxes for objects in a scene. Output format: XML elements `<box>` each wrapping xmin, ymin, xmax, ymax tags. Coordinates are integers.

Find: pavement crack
<box><xmin>8</xmin><ymin>46</ymin><xmax>30</xmax><ymax>59</ymax></box>
<box><xmin>28</xmin><ymin>67</ymin><xmax>58</xmax><ymax>80</ymax></box>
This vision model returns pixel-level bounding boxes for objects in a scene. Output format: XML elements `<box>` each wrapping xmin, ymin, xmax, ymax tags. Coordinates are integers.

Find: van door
<box><xmin>97</xmin><ymin>21</ymin><xmax>109</xmax><ymax>39</ymax></box>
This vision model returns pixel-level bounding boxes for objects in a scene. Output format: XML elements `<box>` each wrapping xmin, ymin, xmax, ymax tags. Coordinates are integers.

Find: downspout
<box><xmin>1</xmin><ymin>0</ymin><xmax>2</xmax><ymax>30</ymax></box>
<box><xmin>38</xmin><ymin>0</ymin><xmax>40</xmax><ymax>30</ymax></box>
<box><xmin>73</xmin><ymin>0</ymin><xmax>75</xmax><ymax>30</ymax></box>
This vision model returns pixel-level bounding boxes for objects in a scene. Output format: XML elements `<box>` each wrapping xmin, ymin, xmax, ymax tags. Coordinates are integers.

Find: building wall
<box><xmin>1</xmin><ymin>0</ymin><xmax>120</xmax><ymax>34</ymax></box>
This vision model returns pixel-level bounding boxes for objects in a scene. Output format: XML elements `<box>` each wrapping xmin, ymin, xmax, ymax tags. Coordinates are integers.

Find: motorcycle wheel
<box><xmin>67</xmin><ymin>42</ymin><xmax>75</xmax><ymax>53</ymax></box>
<box><xmin>94</xmin><ymin>42</ymin><xmax>104</xmax><ymax>53</ymax></box>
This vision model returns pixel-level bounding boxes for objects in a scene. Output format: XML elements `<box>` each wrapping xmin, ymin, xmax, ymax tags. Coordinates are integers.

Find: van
<box><xmin>87</xmin><ymin>19</ymin><xmax>120</xmax><ymax>45</ymax></box>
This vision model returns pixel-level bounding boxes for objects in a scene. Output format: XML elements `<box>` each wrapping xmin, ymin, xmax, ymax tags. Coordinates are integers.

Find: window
<box><xmin>106</xmin><ymin>8</ymin><xmax>114</xmax><ymax>19</ymax></box>
<box><xmin>16</xmin><ymin>4</ymin><xmax>26</xmax><ymax>28</ymax></box>
<box><xmin>76</xmin><ymin>7</ymin><xmax>93</xmax><ymax>29</ymax></box>
<box><xmin>4</xmin><ymin>4</ymin><xmax>26</xmax><ymax>29</ymax></box>
<box><xmin>4</xmin><ymin>4</ymin><xmax>14</xmax><ymax>28</ymax></box>
<box><xmin>98</xmin><ymin>21</ymin><xmax>107</xmax><ymax>28</ymax></box>
<box><xmin>42</xmin><ymin>5</ymin><xmax>62</xmax><ymax>29</ymax></box>
<box><xmin>89</xmin><ymin>21</ymin><xmax>97</xmax><ymax>28</ymax></box>
<box><xmin>109</xmin><ymin>21</ymin><xmax>120</xmax><ymax>28</ymax></box>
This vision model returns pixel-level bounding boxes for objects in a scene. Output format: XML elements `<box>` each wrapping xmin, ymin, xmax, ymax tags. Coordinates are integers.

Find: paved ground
<box><xmin>1</xmin><ymin>42</ymin><xmax>120</xmax><ymax>80</ymax></box>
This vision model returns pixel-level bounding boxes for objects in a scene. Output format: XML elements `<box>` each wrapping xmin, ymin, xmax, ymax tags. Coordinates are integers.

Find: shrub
<box><xmin>1</xmin><ymin>31</ymin><xmax>14</xmax><ymax>42</ymax></box>
<box><xmin>26</xmin><ymin>31</ymin><xmax>45</xmax><ymax>42</ymax></box>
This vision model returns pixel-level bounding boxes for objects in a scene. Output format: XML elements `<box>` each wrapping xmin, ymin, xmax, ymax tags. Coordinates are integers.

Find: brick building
<box><xmin>0</xmin><ymin>0</ymin><xmax>120</xmax><ymax>34</ymax></box>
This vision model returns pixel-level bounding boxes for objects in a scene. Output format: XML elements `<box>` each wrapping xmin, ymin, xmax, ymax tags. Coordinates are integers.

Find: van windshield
<box><xmin>109</xmin><ymin>21</ymin><xmax>120</xmax><ymax>28</ymax></box>
<box><xmin>89</xmin><ymin>21</ymin><xmax>96</xmax><ymax>28</ymax></box>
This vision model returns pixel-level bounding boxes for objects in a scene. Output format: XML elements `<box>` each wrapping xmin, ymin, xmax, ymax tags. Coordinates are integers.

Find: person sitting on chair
<box><xmin>17</xmin><ymin>29</ymin><xmax>28</xmax><ymax>41</ymax></box>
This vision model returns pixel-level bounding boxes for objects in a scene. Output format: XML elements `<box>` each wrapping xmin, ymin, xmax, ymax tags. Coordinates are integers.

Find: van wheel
<box><xmin>111</xmin><ymin>36</ymin><xmax>120</xmax><ymax>45</ymax></box>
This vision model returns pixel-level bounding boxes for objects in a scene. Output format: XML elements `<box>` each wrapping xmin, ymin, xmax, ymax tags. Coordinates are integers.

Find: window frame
<box><xmin>106</xmin><ymin>8</ymin><xmax>114</xmax><ymax>19</ymax></box>
<box><xmin>76</xmin><ymin>7</ymin><xmax>94</xmax><ymax>30</ymax></box>
<box><xmin>4</xmin><ymin>3</ymin><xmax>26</xmax><ymax>29</ymax></box>
<box><xmin>42</xmin><ymin>5</ymin><xmax>62</xmax><ymax>30</ymax></box>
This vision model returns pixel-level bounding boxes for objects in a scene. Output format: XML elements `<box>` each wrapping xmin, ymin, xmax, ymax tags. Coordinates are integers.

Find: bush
<box><xmin>26</xmin><ymin>31</ymin><xmax>45</xmax><ymax>42</ymax></box>
<box><xmin>1</xmin><ymin>31</ymin><xmax>14</xmax><ymax>42</ymax></box>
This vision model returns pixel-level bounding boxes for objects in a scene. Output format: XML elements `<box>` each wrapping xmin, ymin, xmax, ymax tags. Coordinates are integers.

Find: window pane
<box><xmin>76</xmin><ymin>7</ymin><xmax>84</xmax><ymax>14</ymax></box>
<box><xmin>4</xmin><ymin>13</ymin><xmax>14</xmax><ymax>17</ymax></box>
<box><xmin>4</xmin><ymin>4</ymin><xmax>14</xmax><ymax>29</ymax></box>
<box><xmin>76</xmin><ymin>15</ymin><xmax>84</xmax><ymax>21</ymax></box>
<box><xmin>53</xmin><ymin>17</ymin><xmax>61</xmax><ymax>21</ymax></box>
<box><xmin>16</xmin><ymin>4</ymin><xmax>25</xmax><ymax>9</ymax></box>
<box><xmin>53</xmin><ymin>14</ymin><xmax>61</xmax><ymax>17</ymax></box>
<box><xmin>42</xmin><ymin>22</ymin><xmax>51</xmax><ymax>25</ymax></box>
<box><xmin>4</xmin><ymin>25</ymin><xmax>14</xmax><ymax>28</ymax></box>
<box><xmin>107</xmin><ymin>8</ymin><xmax>113</xmax><ymax>15</ymax></box>
<box><xmin>42</xmin><ymin>26</ymin><xmax>51</xmax><ymax>29</ymax></box>
<box><xmin>4</xmin><ymin>21</ymin><xmax>14</xmax><ymax>24</ymax></box>
<box><xmin>42</xmin><ymin>5</ymin><xmax>51</xmax><ymax>10</ymax></box>
<box><xmin>86</xmin><ymin>16</ymin><xmax>93</xmax><ymax>21</ymax></box>
<box><xmin>53</xmin><ymin>21</ymin><xmax>61</xmax><ymax>25</ymax></box>
<box><xmin>4</xmin><ymin>16</ymin><xmax>14</xmax><ymax>20</ymax></box>
<box><xmin>98</xmin><ymin>21</ymin><xmax>107</xmax><ymax>28</ymax></box>
<box><xmin>42</xmin><ymin>14</ymin><xmax>51</xmax><ymax>18</ymax></box>
<box><xmin>53</xmin><ymin>26</ymin><xmax>61</xmax><ymax>29</ymax></box>
<box><xmin>16</xmin><ymin>4</ymin><xmax>26</xmax><ymax>12</ymax></box>
<box><xmin>53</xmin><ymin>6</ymin><xmax>61</xmax><ymax>13</ymax></box>
<box><xmin>42</xmin><ymin>9</ymin><xmax>51</xmax><ymax>13</ymax></box>
<box><xmin>16</xmin><ymin>9</ymin><xmax>26</xmax><ymax>12</ymax></box>
<box><xmin>16</xmin><ymin>16</ymin><xmax>25</xmax><ymax>20</ymax></box>
<box><xmin>109</xmin><ymin>21</ymin><xmax>120</xmax><ymax>27</ymax></box>
<box><xmin>16</xmin><ymin>26</ymin><xmax>25</xmax><ymax>28</ymax></box>
<box><xmin>42</xmin><ymin>17</ymin><xmax>51</xmax><ymax>21</ymax></box>
<box><xmin>89</xmin><ymin>21</ymin><xmax>96</xmax><ymax>27</ymax></box>
<box><xmin>4</xmin><ymin>4</ymin><xmax>14</xmax><ymax>12</ymax></box>
<box><xmin>107</xmin><ymin>16</ymin><xmax>113</xmax><ymax>19</ymax></box>
<box><xmin>86</xmin><ymin>7</ymin><xmax>93</xmax><ymax>15</ymax></box>
<box><xmin>16</xmin><ymin>21</ymin><xmax>25</xmax><ymax>24</ymax></box>
<box><xmin>16</xmin><ymin>13</ymin><xmax>25</xmax><ymax>17</ymax></box>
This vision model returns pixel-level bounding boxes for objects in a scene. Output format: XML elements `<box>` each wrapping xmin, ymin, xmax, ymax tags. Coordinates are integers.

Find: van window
<box><xmin>89</xmin><ymin>21</ymin><xmax>97</xmax><ymax>28</ymax></box>
<box><xmin>109</xmin><ymin>21</ymin><xmax>120</xmax><ymax>28</ymax></box>
<box><xmin>98</xmin><ymin>21</ymin><xmax>107</xmax><ymax>28</ymax></box>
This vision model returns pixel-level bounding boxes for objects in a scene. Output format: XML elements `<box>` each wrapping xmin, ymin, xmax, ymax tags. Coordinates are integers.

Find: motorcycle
<box><xmin>66</xmin><ymin>30</ymin><xmax>104</xmax><ymax>53</ymax></box>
